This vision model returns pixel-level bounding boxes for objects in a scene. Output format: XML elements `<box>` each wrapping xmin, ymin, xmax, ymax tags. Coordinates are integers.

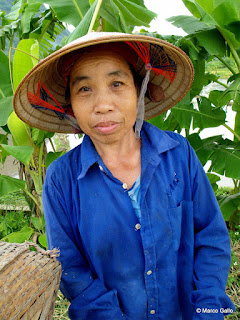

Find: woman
<box><xmin>13</xmin><ymin>32</ymin><xmax>235</xmax><ymax>319</ymax></box>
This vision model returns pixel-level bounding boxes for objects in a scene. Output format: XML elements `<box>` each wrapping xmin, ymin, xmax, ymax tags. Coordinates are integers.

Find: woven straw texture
<box><xmin>13</xmin><ymin>32</ymin><xmax>194</xmax><ymax>133</ymax></box>
<box><xmin>0</xmin><ymin>241</ymin><xmax>61</xmax><ymax>320</ymax></box>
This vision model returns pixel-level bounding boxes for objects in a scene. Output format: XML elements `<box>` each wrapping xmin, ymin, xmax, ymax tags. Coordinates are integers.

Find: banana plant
<box><xmin>151</xmin><ymin>0</ymin><xmax>240</xmax><ymax>227</ymax></box>
<box><xmin>0</xmin><ymin>0</ymin><xmax>157</xmax><ymax>246</ymax></box>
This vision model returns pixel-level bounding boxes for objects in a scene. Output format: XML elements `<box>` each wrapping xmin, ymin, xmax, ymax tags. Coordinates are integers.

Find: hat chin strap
<box><xmin>135</xmin><ymin>66</ymin><xmax>151</xmax><ymax>139</ymax></box>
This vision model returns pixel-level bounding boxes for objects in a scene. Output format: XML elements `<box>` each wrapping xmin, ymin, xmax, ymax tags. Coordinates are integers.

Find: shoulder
<box><xmin>143</xmin><ymin>121</ymin><xmax>191</xmax><ymax>153</ymax></box>
<box><xmin>45</xmin><ymin>143</ymin><xmax>83</xmax><ymax>184</ymax></box>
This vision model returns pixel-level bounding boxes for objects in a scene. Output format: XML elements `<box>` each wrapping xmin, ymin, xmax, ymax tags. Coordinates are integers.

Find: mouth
<box><xmin>94</xmin><ymin>121</ymin><xmax>120</xmax><ymax>134</ymax></box>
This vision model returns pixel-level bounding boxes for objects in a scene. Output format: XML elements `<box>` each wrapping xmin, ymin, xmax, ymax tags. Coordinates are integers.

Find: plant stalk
<box><xmin>223</xmin><ymin>124</ymin><xmax>240</xmax><ymax>142</ymax></box>
<box><xmin>88</xmin><ymin>0</ymin><xmax>103</xmax><ymax>33</ymax></box>
<box><xmin>215</xmin><ymin>56</ymin><xmax>236</xmax><ymax>75</ymax></box>
<box><xmin>49</xmin><ymin>137</ymin><xmax>56</xmax><ymax>152</ymax></box>
<box><xmin>38</xmin><ymin>142</ymin><xmax>44</xmax><ymax>187</ymax></box>
<box><xmin>217</xmin><ymin>27</ymin><xmax>240</xmax><ymax>72</ymax></box>
<box><xmin>216</xmin><ymin>80</ymin><xmax>228</xmax><ymax>89</ymax></box>
<box><xmin>12</xmin><ymin>48</ymin><xmax>40</xmax><ymax>62</ymax></box>
<box><xmin>8</xmin><ymin>35</ymin><xmax>14</xmax><ymax>93</ymax></box>
<box><xmin>23</xmin><ymin>189</ymin><xmax>40</xmax><ymax>208</ymax></box>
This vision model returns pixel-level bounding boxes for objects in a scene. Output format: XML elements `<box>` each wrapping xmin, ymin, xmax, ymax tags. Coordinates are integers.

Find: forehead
<box><xmin>70</xmin><ymin>50</ymin><xmax>131</xmax><ymax>75</ymax></box>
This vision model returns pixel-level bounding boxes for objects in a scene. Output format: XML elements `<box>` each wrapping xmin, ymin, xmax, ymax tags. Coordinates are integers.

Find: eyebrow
<box><xmin>107</xmin><ymin>70</ymin><xmax>130</xmax><ymax>78</ymax></box>
<box><xmin>71</xmin><ymin>69</ymin><xmax>130</xmax><ymax>87</ymax></box>
<box><xmin>71</xmin><ymin>76</ymin><xmax>90</xmax><ymax>87</ymax></box>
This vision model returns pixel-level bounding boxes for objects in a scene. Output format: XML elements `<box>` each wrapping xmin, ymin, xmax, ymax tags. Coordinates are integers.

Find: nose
<box><xmin>93</xmin><ymin>90</ymin><xmax>114</xmax><ymax>114</ymax></box>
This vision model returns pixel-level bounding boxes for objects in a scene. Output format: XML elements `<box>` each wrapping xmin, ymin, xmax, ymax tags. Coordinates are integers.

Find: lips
<box><xmin>94</xmin><ymin>121</ymin><xmax>120</xmax><ymax>134</ymax></box>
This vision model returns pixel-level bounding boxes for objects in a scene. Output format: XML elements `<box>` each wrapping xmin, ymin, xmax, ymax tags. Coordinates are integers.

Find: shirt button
<box><xmin>99</xmin><ymin>165</ymin><xmax>104</xmax><ymax>172</ymax></box>
<box><xmin>135</xmin><ymin>223</ymin><xmax>141</xmax><ymax>230</ymax></box>
<box><xmin>147</xmin><ymin>270</ymin><xmax>152</xmax><ymax>275</ymax></box>
<box><xmin>150</xmin><ymin>310</ymin><xmax>156</xmax><ymax>315</ymax></box>
<box><xmin>122</xmin><ymin>183</ymin><xmax>128</xmax><ymax>189</ymax></box>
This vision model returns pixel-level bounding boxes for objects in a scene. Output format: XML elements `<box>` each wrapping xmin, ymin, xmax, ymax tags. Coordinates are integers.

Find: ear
<box><xmin>148</xmin><ymin>83</ymin><xmax>165</xmax><ymax>102</ymax></box>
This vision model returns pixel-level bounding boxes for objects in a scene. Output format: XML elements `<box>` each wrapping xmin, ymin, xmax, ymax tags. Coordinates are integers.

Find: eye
<box><xmin>112</xmin><ymin>81</ymin><xmax>123</xmax><ymax>88</ymax></box>
<box><xmin>79</xmin><ymin>86</ymin><xmax>91</xmax><ymax>92</ymax></box>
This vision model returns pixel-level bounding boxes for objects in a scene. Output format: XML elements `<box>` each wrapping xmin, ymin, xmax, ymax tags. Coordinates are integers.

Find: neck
<box><xmin>92</xmin><ymin>129</ymin><xmax>140</xmax><ymax>165</ymax></box>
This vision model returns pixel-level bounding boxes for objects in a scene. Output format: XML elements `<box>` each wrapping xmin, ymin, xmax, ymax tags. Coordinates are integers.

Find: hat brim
<box><xmin>13</xmin><ymin>32</ymin><xmax>194</xmax><ymax>134</ymax></box>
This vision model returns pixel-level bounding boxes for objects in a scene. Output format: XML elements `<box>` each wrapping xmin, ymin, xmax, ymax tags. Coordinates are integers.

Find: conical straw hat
<box><xmin>13</xmin><ymin>32</ymin><xmax>194</xmax><ymax>133</ymax></box>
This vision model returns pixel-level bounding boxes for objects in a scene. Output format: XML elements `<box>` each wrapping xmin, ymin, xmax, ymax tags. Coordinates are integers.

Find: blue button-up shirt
<box><xmin>43</xmin><ymin>122</ymin><xmax>235</xmax><ymax>320</ymax></box>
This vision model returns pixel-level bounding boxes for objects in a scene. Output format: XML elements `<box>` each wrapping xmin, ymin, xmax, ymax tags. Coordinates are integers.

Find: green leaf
<box><xmin>208</xmin><ymin>90</ymin><xmax>226</xmax><ymax>108</ymax></box>
<box><xmin>45</xmin><ymin>151</ymin><xmax>65</xmax><ymax>169</ymax></box>
<box><xmin>187</xmin><ymin>133</ymin><xmax>216</xmax><ymax>166</ymax></box>
<box><xmin>191</xmin><ymin>58</ymin><xmax>207</xmax><ymax>97</ymax></box>
<box><xmin>209</xmin><ymin>139</ymin><xmax>240</xmax><ymax>179</ymax></box>
<box><xmin>31</xmin><ymin>216</ymin><xmax>43</xmax><ymax>232</ymax></box>
<box><xmin>228</xmin><ymin>73</ymin><xmax>240</xmax><ymax>83</ymax></box>
<box><xmin>67</xmin><ymin>2</ymin><xmax>97</xmax><ymax>43</ymax></box>
<box><xmin>38</xmin><ymin>233</ymin><xmax>48</xmax><ymax>249</ymax></box>
<box><xmin>21</xmin><ymin>0</ymin><xmax>42</xmax><ymax>34</ymax></box>
<box><xmin>195</xmin><ymin>29</ymin><xmax>228</xmax><ymax>56</ymax></box>
<box><xmin>42</xmin><ymin>0</ymin><xmax>90</xmax><ymax>27</ymax></box>
<box><xmin>0</xmin><ymin>144</ymin><xmax>34</xmax><ymax>165</ymax></box>
<box><xmin>13</xmin><ymin>39</ymin><xmax>39</xmax><ymax>91</ymax></box>
<box><xmin>112</xmin><ymin>0</ymin><xmax>156</xmax><ymax>28</ymax></box>
<box><xmin>206</xmin><ymin>173</ymin><xmax>221</xmax><ymax>192</ymax></box>
<box><xmin>167</xmin><ymin>15</ymin><xmax>212</xmax><ymax>35</ymax></box>
<box><xmin>234</xmin><ymin>113</ymin><xmax>240</xmax><ymax>143</ymax></box>
<box><xmin>1</xmin><ymin>226</ymin><xmax>34</xmax><ymax>243</ymax></box>
<box><xmin>0</xmin><ymin>175</ymin><xmax>26</xmax><ymax>197</ymax></box>
<box><xmin>0</xmin><ymin>96</ymin><xmax>13</xmax><ymax>126</ymax></box>
<box><xmin>5</xmin><ymin>0</ymin><xmax>23</xmax><ymax>21</ymax></box>
<box><xmin>31</xmin><ymin>128</ymin><xmax>54</xmax><ymax>146</ymax></box>
<box><xmin>219</xmin><ymin>77</ymin><xmax>240</xmax><ymax>111</ymax></box>
<box><xmin>219</xmin><ymin>193</ymin><xmax>240</xmax><ymax>221</ymax></box>
<box><xmin>183</xmin><ymin>0</ymin><xmax>240</xmax><ymax>28</ymax></box>
<box><xmin>171</xmin><ymin>92</ymin><xmax>193</xmax><ymax>130</ymax></box>
<box><xmin>177</xmin><ymin>97</ymin><xmax>225</xmax><ymax>131</ymax></box>
<box><xmin>0</xmin><ymin>51</ymin><xmax>13</xmax><ymax>98</ymax></box>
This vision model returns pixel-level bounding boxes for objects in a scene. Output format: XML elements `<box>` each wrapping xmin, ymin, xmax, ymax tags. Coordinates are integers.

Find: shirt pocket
<box><xmin>167</xmin><ymin>200</ymin><xmax>194</xmax><ymax>251</ymax></box>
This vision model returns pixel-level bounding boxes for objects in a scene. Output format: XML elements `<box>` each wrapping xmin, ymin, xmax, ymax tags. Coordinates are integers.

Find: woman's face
<box><xmin>69</xmin><ymin>50</ymin><xmax>138</xmax><ymax>146</ymax></box>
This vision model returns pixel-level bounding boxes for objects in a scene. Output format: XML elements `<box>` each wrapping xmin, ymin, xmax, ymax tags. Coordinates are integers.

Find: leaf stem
<box><xmin>217</xmin><ymin>27</ymin><xmax>240</xmax><ymax>72</ymax></box>
<box><xmin>223</xmin><ymin>123</ymin><xmax>240</xmax><ymax>142</ymax></box>
<box><xmin>23</xmin><ymin>189</ymin><xmax>39</xmax><ymax>208</ymax></box>
<box><xmin>38</xmin><ymin>19</ymin><xmax>52</xmax><ymax>43</ymax></box>
<box><xmin>0</xmin><ymin>88</ymin><xmax>6</xmax><ymax>99</ymax></box>
<box><xmin>88</xmin><ymin>0</ymin><xmax>103</xmax><ymax>33</ymax></box>
<box><xmin>38</xmin><ymin>142</ymin><xmax>44</xmax><ymax>187</ymax></box>
<box><xmin>215</xmin><ymin>55</ymin><xmax>236</xmax><ymax>75</ymax></box>
<box><xmin>12</xmin><ymin>48</ymin><xmax>40</xmax><ymax>62</ymax></box>
<box><xmin>73</xmin><ymin>0</ymin><xmax>84</xmax><ymax>20</ymax></box>
<box><xmin>8</xmin><ymin>35</ymin><xmax>14</xmax><ymax>93</ymax></box>
<box><xmin>49</xmin><ymin>137</ymin><xmax>56</xmax><ymax>152</ymax></box>
<box><xmin>215</xmin><ymin>79</ymin><xmax>228</xmax><ymax>89</ymax></box>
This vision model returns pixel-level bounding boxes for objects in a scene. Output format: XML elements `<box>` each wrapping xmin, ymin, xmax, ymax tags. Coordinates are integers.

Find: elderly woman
<box><xmin>13</xmin><ymin>33</ymin><xmax>235</xmax><ymax>319</ymax></box>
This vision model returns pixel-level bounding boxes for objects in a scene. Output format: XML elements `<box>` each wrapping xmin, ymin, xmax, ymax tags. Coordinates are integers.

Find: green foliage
<box><xmin>13</xmin><ymin>39</ymin><xmax>39</xmax><ymax>91</ymax></box>
<box><xmin>0</xmin><ymin>175</ymin><xmax>26</xmax><ymax>197</ymax></box>
<box><xmin>1</xmin><ymin>0</ymin><xmax>240</xmax><ymax>247</ymax></box>
<box><xmin>0</xmin><ymin>210</ymin><xmax>30</xmax><ymax>239</ymax></box>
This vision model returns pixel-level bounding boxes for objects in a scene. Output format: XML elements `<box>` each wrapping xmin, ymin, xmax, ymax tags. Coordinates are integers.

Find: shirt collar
<box><xmin>77</xmin><ymin>134</ymin><xmax>100</xmax><ymax>179</ymax></box>
<box><xmin>77</xmin><ymin>121</ymin><xmax>180</xmax><ymax>179</ymax></box>
<box><xmin>141</xmin><ymin>121</ymin><xmax>179</xmax><ymax>156</ymax></box>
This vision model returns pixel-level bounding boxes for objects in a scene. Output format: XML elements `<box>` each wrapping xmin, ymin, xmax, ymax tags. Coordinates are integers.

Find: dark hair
<box><xmin>64</xmin><ymin>61</ymin><xmax>143</xmax><ymax>103</ymax></box>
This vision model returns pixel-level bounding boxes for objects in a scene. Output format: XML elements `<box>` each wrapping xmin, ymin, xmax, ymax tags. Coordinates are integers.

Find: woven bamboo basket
<box><xmin>0</xmin><ymin>241</ymin><xmax>61</xmax><ymax>320</ymax></box>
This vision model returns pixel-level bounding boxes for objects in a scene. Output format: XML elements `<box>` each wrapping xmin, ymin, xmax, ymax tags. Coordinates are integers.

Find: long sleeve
<box><xmin>188</xmin><ymin>143</ymin><xmax>235</xmax><ymax>319</ymax></box>
<box><xmin>42</xmin><ymin>170</ymin><xmax>128</xmax><ymax>320</ymax></box>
